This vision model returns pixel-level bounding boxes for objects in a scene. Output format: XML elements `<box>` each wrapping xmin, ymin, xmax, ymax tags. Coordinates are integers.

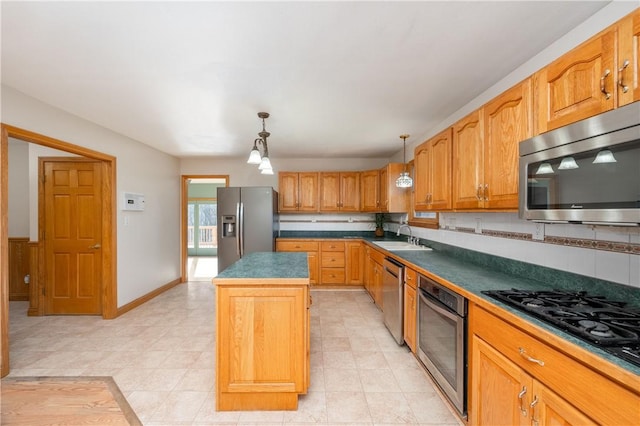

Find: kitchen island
<box><xmin>212</xmin><ymin>252</ymin><xmax>310</xmax><ymax>411</ymax></box>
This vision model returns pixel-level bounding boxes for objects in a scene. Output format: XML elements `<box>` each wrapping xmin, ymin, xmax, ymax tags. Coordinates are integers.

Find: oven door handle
<box><xmin>419</xmin><ymin>289</ymin><xmax>460</xmax><ymax>321</ymax></box>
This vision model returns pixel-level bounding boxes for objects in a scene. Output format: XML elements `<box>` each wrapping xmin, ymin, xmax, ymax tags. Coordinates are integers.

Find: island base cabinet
<box><xmin>469</xmin><ymin>303</ymin><xmax>639</xmax><ymax>426</ymax></box>
<box><xmin>216</xmin><ymin>285</ymin><xmax>309</xmax><ymax>411</ymax></box>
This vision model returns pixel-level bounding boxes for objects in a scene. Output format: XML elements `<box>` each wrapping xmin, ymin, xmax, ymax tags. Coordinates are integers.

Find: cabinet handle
<box><xmin>483</xmin><ymin>184</ymin><xmax>489</xmax><ymax>201</ymax></box>
<box><xmin>476</xmin><ymin>185</ymin><xmax>482</xmax><ymax>200</ymax></box>
<box><xmin>517</xmin><ymin>386</ymin><xmax>528</xmax><ymax>417</ymax></box>
<box><xmin>530</xmin><ymin>396</ymin><xmax>539</xmax><ymax>426</ymax></box>
<box><xmin>519</xmin><ymin>347</ymin><xmax>545</xmax><ymax>366</ymax></box>
<box><xmin>600</xmin><ymin>69</ymin><xmax>611</xmax><ymax>99</ymax></box>
<box><xmin>618</xmin><ymin>59</ymin><xmax>629</xmax><ymax>93</ymax></box>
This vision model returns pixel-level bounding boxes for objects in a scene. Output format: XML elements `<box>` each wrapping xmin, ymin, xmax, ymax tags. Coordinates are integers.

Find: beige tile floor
<box><xmin>6</xmin><ymin>283</ymin><xmax>463</xmax><ymax>425</ymax></box>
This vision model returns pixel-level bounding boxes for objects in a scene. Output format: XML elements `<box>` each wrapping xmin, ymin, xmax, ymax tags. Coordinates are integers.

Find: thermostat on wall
<box><xmin>122</xmin><ymin>192</ymin><xmax>145</xmax><ymax>211</ymax></box>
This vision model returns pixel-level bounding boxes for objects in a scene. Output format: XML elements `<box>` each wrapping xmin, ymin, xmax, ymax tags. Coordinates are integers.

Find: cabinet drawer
<box><xmin>321</xmin><ymin>252</ymin><xmax>345</xmax><ymax>267</ymax></box>
<box><xmin>471</xmin><ymin>304</ymin><xmax>639</xmax><ymax>426</ymax></box>
<box><xmin>321</xmin><ymin>241</ymin><xmax>345</xmax><ymax>252</ymax></box>
<box><xmin>276</xmin><ymin>241</ymin><xmax>319</xmax><ymax>252</ymax></box>
<box><xmin>321</xmin><ymin>268</ymin><xmax>346</xmax><ymax>284</ymax></box>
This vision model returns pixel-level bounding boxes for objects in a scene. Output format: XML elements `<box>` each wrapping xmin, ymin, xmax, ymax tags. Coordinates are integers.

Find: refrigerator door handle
<box><xmin>239</xmin><ymin>202</ymin><xmax>244</xmax><ymax>257</ymax></box>
<box><xmin>235</xmin><ymin>202</ymin><xmax>241</xmax><ymax>257</ymax></box>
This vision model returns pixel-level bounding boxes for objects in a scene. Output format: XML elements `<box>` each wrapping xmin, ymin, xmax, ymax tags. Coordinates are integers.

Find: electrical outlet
<box><xmin>449</xmin><ymin>218</ymin><xmax>456</xmax><ymax>230</ymax></box>
<box><xmin>348</xmin><ymin>217</ymin><xmax>353</xmax><ymax>223</ymax></box>
<box><xmin>475</xmin><ymin>218</ymin><xmax>482</xmax><ymax>234</ymax></box>
<box><xmin>533</xmin><ymin>222</ymin><xmax>545</xmax><ymax>241</ymax></box>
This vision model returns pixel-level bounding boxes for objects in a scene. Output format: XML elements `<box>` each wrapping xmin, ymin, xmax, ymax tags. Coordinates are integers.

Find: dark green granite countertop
<box><xmin>386</xmin><ymin>245</ymin><xmax>640</xmax><ymax>376</ymax></box>
<box><xmin>214</xmin><ymin>252</ymin><xmax>308</xmax><ymax>280</ymax></box>
<box><xmin>281</xmin><ymin>231</ymin><xmax>640</xmax><ymax>375</ymax></box>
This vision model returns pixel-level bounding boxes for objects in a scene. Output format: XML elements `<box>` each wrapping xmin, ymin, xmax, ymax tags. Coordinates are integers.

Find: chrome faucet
<box><xmin>397</xmin><ymin>224</ymin><xmax>417</xmax><ymax>244</ymax></box>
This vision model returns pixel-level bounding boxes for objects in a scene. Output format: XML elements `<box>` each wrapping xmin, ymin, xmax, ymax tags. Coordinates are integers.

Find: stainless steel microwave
<box><xmin>519</xmin><ymin>102</ymin><xmax>640</xmax><ymax>226</ymax></box>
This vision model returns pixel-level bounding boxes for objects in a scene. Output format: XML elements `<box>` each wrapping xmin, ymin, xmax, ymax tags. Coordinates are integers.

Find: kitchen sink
<box><xmin>373</xmin><ymin>241</ymin><xmax>432</xmax><ymax>251</ymax></box>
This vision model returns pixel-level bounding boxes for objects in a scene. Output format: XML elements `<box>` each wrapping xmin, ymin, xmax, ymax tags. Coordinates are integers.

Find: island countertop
<box><xmin>212</xmin><ymin>252</ymin><xmax>309</xmax><ymax>285</ymax></box>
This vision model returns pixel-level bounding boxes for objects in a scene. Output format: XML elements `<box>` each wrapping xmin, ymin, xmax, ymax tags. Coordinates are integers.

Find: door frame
<box><xmin>180</xmin><ymin>175</ymin><xmax>228</xmax><ymax>282</ymax></box>
<box><xmin>1</xmin><ymin>124</ymin><xmax>117</xmax><ymax>378</ymax></box>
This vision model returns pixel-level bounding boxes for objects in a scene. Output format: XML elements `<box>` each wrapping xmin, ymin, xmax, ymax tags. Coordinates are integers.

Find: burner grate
<box><xmin>482</xmin><ymin>289</ymin><xmax>640</xmax><ymax>368</ymax></box>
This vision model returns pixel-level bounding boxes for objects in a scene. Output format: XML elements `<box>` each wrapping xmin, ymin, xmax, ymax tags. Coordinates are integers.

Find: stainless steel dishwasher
<box><xmin>382</xmin><ymin>257</ymin><xmax>405</xmax><ymax>345</ymax></box>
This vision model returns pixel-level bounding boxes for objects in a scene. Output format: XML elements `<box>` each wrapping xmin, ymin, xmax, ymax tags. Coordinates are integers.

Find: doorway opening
<box><xmin>181</xmin><ymin>175</ymin><xmax>228</xmax><ymax>282</ymax></box>
<box><xmin>1</xmin><ymin>124</ymin><xmax>117</xmax><ymax>378</ymax></box>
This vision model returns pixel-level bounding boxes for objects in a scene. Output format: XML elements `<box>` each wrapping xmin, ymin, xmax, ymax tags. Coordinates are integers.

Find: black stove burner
<box><xmin>482</xmin><ymin>289</ymin><xmax>640</xmax><ymax>368</ymax></box>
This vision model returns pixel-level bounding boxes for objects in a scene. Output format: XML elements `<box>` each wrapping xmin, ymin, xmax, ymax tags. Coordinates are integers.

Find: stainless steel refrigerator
<box><xmin>216</xmin><ymin>187</ymin><xmax>279</xmax><ymax>273</ymax></box>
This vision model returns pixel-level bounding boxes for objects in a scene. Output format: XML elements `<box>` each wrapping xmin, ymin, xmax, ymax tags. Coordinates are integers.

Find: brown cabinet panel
<box><xmin>278</xmin><ymin>172</ymin><xmax>318</xmax><ymax>212</ymax></box>
<box><xmin>535</xmin><ymin>29</ymin><xmax>615</xmax><ymax>133</ymax></box>
<box><xmin>453</xmin><ymin>109</ymin><xmax>484</xmax><ymax>210</ymax></box>
<box><xmin>345</xmin><ymin>241</ymin><xmax>364</xmax><ymax>285</ymax></box>
<box><xmin>339</xmin><ymin>172</ymin><xmax>360</xmax><ymax>212</ymax></box>
<box><xmin>403</xmin><ymin>283</ymin><xmax>416</xmax><ymax>353</ymax></box>
<box><xmin>483</xmin><ymin>78</ymin><xmax>532</xmax><ymax>210</ymax></box>
<box><xmin>320</xmin><ymin>241</ymin><xmax>344</xmax><ymax>252</ymax></box>
<box><xmin>321</xmin><ymin>252</ymin><xmax>345</xmax><ymax>268</ymax></box>
<box><xmin>413</xmin><ymin>128</ymin><xmax>452</xmax><ymax>211</ymax></box>
<box><xmin>360</xmin><ymin>170</ymin><xmax>380</xmax><ymax>211</ymax></box>
<box><xmin>618</xmin><ymin>8</ymin><xmax>640</xmax><ymax>106</ymax></box>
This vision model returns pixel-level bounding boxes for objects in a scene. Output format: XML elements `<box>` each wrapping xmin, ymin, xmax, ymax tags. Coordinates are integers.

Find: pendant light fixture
<box><xmin>247</xmin><ymin>112</ymin><xmax>273</xmax><ymax>175</ymax></box>
<box><xmin>395</xmin><ymin>134</ymin><xmax>413</xmax><ymax>188</ymax></box>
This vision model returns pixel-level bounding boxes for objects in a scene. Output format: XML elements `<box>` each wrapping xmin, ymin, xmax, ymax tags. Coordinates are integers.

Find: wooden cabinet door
<box><xmin>360</xmin><ymin>170</ymin><xmax>380</xmax><ymax>212</ymax></box>
<box><xmin>339</xmin><ymin>172</ymin><xmax>360</xmax><ymax>212</ymax></box>
<box><xmin>484</xmin><ymin>79</ymin><xmax>532</xmax><ymax>210</ymax></box>
<box><xmin>618</xmin><ymin>8</ymin><xmax>640</xmax><ymax>106</ymax></box>
<box><xmin>373</xmin><ymin>262</ymin><xmax>383</xmax><ymax>308</ymax></box>
<box><xmin>453</xmin><ymin>109</ymin><xmax>484</xmax><ymax>209</ymax></box>
<box><xmin>379</xmin><ymin>166</ymin><xmax>389</xmax><ymax>211</ymax></box>
<box><xmin>319</xmin><ymin>172</ymin><xmax>340</xmax><ymax>211</ymax></box>
<box><xmin>403</xmin><ymin>283</ymin><xmax>416</xmax><ymax>353</ymax></box>
<box><xmin>470</xmin><ymin>336</ymin><xmax>529</xmax><ymax>426</ymax></box>
<box><xmin>429</xmin><ymin>128</ymin><xmax>452</xmax><ymax>211</ymax></box>
<box><xmin>532</xmin><ymin>381</ymin><xmax>597</xmax><ymax>426</ymax></box>
<box><xmin>307</xmin><ymin>252</ymin><xmax>319</xmax><ymax>285</ymax></box>
<box><xmin>298</xmin><ymin>172</ymin><xmax>319</xmax><ymax>212</ymax></box>
<box><xmin>345</xmin><ymin>241</ymin><xmax>364</xmax><ymax>285</ymax></box>
<box><xmin>216</xmin><ymin>286</ymin><xmax>308</xmax><ymax>396</ymax></box>
<box><xmin>535</xmin><ymin>29</ymin><xmax>615</xmax><ymax>133</ymax></box>
<box><xmin>413</xmin><ymin>140</ymin><xmax>431</xmax><ymax>211</ymax></box>
<box><xmin>278</xmin><ymin>172</ymin><xmax>300</xmax><ymax>212</ymax></box>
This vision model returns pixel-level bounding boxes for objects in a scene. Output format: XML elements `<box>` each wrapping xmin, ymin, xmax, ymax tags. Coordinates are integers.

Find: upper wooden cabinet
<box><xmin>380</xmin><ymin>163</ymin><xmax>409</xmax><ymax>213</ymax></box>
<box><xmin>452</xmin><ymin>109</ymin><xmax>484</xmax><ymax>210</ymax></box>
<box><xmin>483</xmin><ymin>78</ymin><xmax>533</xmax><ymax>210</ymax></box>
<box><xmin>360</xmin><ymin>164</ymin><xmax>409</xmax><ymax>213</ymax></box>
<box><xmin>618</xmin><ymin>8</ymin><xmax>640</xmax><ymax>106</ymax></box>
<box><xmin>278</xmin><ymin>172</ymin><xmax>319</xmax><ymax>213</ymax></box>
<box><xmin>319</xmin><ymin>172</ymin><xmax>360</xmax><ymax>212</ymax></box>
<box><xmin>414</xmin><ymin>128</ymin><xmax>452</xmax><ymax>211</ymax></box>
<box><xmin>360</xmin><ymin>169</ymin><xmax>380</xmax><ymax>212</ymax></box>
<box><xmin>535</xmin><ymin>28</ymin><xmax>616</xmax><ymax>133</ymax></box>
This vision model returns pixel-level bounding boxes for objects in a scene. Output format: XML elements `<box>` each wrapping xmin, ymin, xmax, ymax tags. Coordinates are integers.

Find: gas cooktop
<box><xmin>482</xmin><ymin>289</ymin><xmax>640</xmax><ymax>368</ymax></box>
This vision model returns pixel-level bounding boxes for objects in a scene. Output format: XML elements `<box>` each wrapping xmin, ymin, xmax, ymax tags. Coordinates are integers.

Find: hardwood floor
<box><xmin>1</xmin><ymin>376</ymin><xmax>141</xmax><ymax>425</ymax></box>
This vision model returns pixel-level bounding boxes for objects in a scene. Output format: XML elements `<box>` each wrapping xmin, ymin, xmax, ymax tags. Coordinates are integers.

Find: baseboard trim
<box><xmin>115</xmin><ymin>278</ymin><xmax>182</xmax><ymax>317</ymax></box>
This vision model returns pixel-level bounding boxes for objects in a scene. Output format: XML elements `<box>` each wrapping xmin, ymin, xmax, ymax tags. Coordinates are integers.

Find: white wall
<box><xmin>393</xmin><ymin>1</ymin><xmax>640</xmax><ymax>161</ymax></box>
<box><xmin>7</xmin><ymin>139</ymin><xmax>29</xmax><ymax>237</ymax></box>
<box><xmin>2</xmin><ymin>86</ymin><xmax>182</xmax><ymax>307</ymax></box>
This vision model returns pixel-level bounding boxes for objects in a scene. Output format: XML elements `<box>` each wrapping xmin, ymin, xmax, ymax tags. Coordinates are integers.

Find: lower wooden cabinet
<box><xmin>365</xmin><ymin>245</ymin><xmax>385</xmax><ymax>307</ymax></box>
<box><xmin>277</xmin><ymin>239</ymin><xmax>364</xmax><ymax>286</ymax></box>
<box><xmin>469</xmin><ymin>303</ymin><xmax>639</xmax><ymax>426</ymax></box>
<box><xmin>276</xmin><ymin>240</ymin><xmax>319</xmax><ymax>285</ymax></box>
<box><xmin>345</xmin><ymin>241</ymin><xmax>364</xmax><ymax>285</ymax></box>
<box><xmin>215</xmin><ymin>283</ymin><xmax>310</xmax><ymax>410</ymax></box>
<box><xmin>403</xmin><ymin>278</ymin><xmax>417</xmax><ymax>353</ymax></box>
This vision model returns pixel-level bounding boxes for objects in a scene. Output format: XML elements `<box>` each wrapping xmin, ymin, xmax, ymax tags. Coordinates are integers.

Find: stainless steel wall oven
<box><xmin>417</xmin><ymin>274</ymin><xmax>467</xmax><ymax>416</ymax></box>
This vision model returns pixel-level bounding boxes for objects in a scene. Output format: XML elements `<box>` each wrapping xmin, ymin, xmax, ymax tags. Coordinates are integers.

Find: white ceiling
<box><xmin>1</xmin><ymin>1</ymin><xmax>610</xmax><ymax>160</ymax></box>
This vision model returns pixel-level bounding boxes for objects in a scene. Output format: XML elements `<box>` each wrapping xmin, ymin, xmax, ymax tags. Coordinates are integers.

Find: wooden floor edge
<box><xmin>115</xmin><ymin>278</ymin><xmax>182</xmax><ymax>317</ymax></box>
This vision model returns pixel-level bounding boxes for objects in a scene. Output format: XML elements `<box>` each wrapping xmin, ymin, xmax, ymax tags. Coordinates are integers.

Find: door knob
<box><xmin>89</xmin><ymin>243</ymin><xmax>102</xmax><ymax>249</ymax></box>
